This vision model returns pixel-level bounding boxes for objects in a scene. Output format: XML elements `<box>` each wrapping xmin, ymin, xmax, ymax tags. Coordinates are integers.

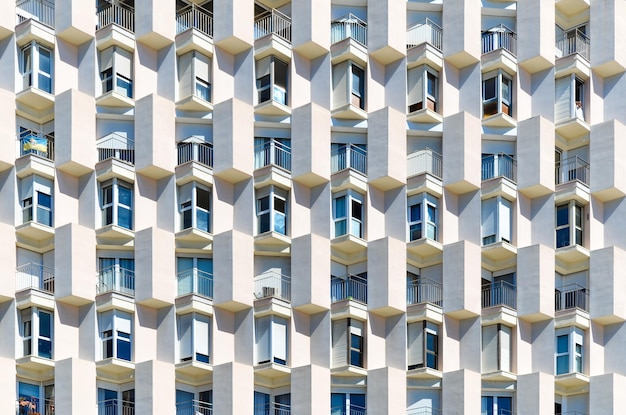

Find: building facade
<box><xmin>1</xmin><ymin>0</ymin><xmax>626</xmax><ymax>414</ymax></box>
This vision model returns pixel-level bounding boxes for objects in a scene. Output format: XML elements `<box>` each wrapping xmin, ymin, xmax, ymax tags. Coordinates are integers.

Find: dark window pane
<box><xmin>556</xmin><ymin>205</ymin><xmax>569</xmax><ymax>227</ymax></box>
<box><xmin>197</xmin><ymin>187</ymin><xmax>210</xmax><ymax>210</ymax></box>
<box><xmin>351</xmin><ymin>200</ymin><xmax>363</xmax><ymax>221</ymax></box>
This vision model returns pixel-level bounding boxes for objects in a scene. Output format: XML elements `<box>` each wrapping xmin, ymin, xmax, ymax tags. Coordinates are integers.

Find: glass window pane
<box><xmin>335</xmin><ymin>219</ymin><xmax>347</xmax><ymax>236</ymax></box>
<box><xmin>274</xmin><ymin>197</ymin><xmax>286</xmax><ymax>214</ymax></box>
<box><xmin>556</xmin><ymin>228</ymin><xmax>570</xmax><ymax>248</ymax></box>
<box><xmin>409</xmin><ymin>204</ymin><xmax>421</xmax><ymax>222</ymax></box>
<box><xmin>118</xmin><ymin>206</ymin><xmax>132</xmax><ymax>229</ymax></box>
<box><xmin>117</xmin><ymin>337</ymin><xmax>131</xmax><ymax>361</ymax></box>
<box><xmin>196</xmin><ymin>187</ymin><xmax>210</xmax><ymax>211</ymax></box>
<box><xmin>557</xmin><ymin>334</ymin><xmax>569</xmax><ymax>353</ymax></box>
<box><xmin>334</xmin><ymin>196</ymin><xmax>346</xmax><ymax>218</ymax></box>
<box><xmin>38</xmin><ymin>338</ymin><xmax>52</xmax><ymax>358</ymax></box>
<box><xmin>351</xmin><ymin>199</ymin><xmax>363</xmax><ymax>221</ymax></box>
<box><xmin>274</xmin><ymin>212</ymin><xmax>286</xmax><ymax>235</ymax></box>
<box><xmin>39</xmin><ymin>311</ymin><xmax>51</xmax><ymax>338</ymax></box>
<box><xmin>410</xmin><ymin>223</ymin><xmax>422</xmax><ymax>241</ymax></box>
<box><xmin>258</xmin><ymin>196</ymin><xmax>270</xmax><ymax>213</ymax></box>
<box><xmin>556</xmin><ymin>355</ymin><xmax>569</xmax><ymax>374</ymax></box>
<box><xmin>118</xmin><ymin>186</ymin><xmax>132</xmax><ymax>207</ymax></box>
<box><xmin>259</xmin><ymin>212</ymin><xmax>270</xmax><ymax>233</ymax></box>
<box><xmin>38</xmin><ymin>192</ymin><xmax>51</xmax><ymax>208</ymax></box>
<box><xmin>39</xmin><ymin>48</ymin><xmax>51</xmax><ymax>74</ymax></box>
<box><xmin>483</xmin><ymin>78</ymin><xmax>496</xmax><ymax>100</ymax></box>
<box><xmin>556</xmin><ymin>205</ymin><xmax>569</xmax><ymax>227</ymax></box>
<box><xmin>197</xmin><ymin>209</ymin><xmax>209</xmax><ymax>232</ymax></box>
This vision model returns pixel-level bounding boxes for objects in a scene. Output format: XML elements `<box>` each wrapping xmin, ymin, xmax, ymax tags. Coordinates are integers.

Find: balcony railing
<box><xmin>407</xmin><ymin>149</ymin><xmax>443</xmax><ymax>179</ymax></box>
<box><xmin>253</xmin><ymin>271</ymin><xmax>291</xmax><ymax>302</ymax></box>
<box><xmin>407</xmin><ymin>278</ymin><xmax>442</xmax><ymax>307</ymax></box>
<box><xmin>555</xmin><ymin>156</ymin><xmax>589</xmax><ymax>186</ymax></box>
<box><xmin>331</xmin><ymin>274</ymin><xmax>367</xmax><ymax>304</ymax></box>
<box><xmin>482</xmin><ymin>25</ymin><xmax>517</xmax><ymax>55</ymax></box>
<box><xmin>177</xmin><ymin>140</ymin><xmax>213</xmax><ymax>167</ymax></box>
<box><xmin>177</xmin><ymin>268</ymin><xmax>214</xmax><ymax>299</ymax></box>
<box><xmin>16</xmin><ymin>263</ymin><xmax>55</xmax><ymax>294</ymax></box>
<box><xmin>18</xmin><ymin>129</ymin><xmax>55</xmax><ymax>161</ymax></box>
<box><xmin>331</xmin><ymin>406</ymin><xmax>367</xmax><ymax>415</ymax></box>
<box><xmin>253</xmin><ymin>402</ymin><xmax>291</xmax><ymax>415</ymax></box>
<box><xmin>16</xmin><ymin>0</ymin><xmax>54</xmax><ymax>28</ymax></box>
<box><xmin>331</xmin><ymin>14</ymin><xmax>367</xmax><ymax>47</ymax></box>
<box><xmin>254</xmin><ymin>139</ymin><xmax>291</xmax><ymax>171</ymax></box>
<box><xmin>176</xmin><ymin>399</ymin><xmax>213</xmax><ymax>415</ymax></box>
<box><xmin>176</xmin><ymin>3</ymin><xmax>213</xmax><ymax>37</ymax></box>
<box><xmin>254</xmin><ymin>9</ymin><xmax>291</xmax><ymax>42</ymax></box>
<box><xmin>407</xmin><ymin>408</ymin><xmax>442</xmax><ymax>415</ymax></box>
<box><xmin>482</xmin><ymin>153</ymin><xmax>517</xmax><ymax>182</ymax></box>
<box><xmin>555</xmin><ymin>284</ymin><xmax>588</xmax><ymax>312</ymax></box>
<box><xmin>96</xmin><ymin>2</ymin><xmax>135</xmax><ymax>33</ymax></box>
<box><xmin>481</xmin><ymin>280</ymin><xmax>516</xmax><ymax>310</ymax></box>
<box><xmin>97</xmin><ymin>265</ymin><xmax>135</xmax><ymax>297</ymax></box>
<box><xmin>555</xmin><ymin>29</ymin><xmax>590</xmax><ymax>61</ymax></box>
<box><xmin>97</xmin><ymin>399</ymin><xmax>135</xmax><ymax>415</ymax></box>
<box><xmin>17</xmin><ymin>397</ymin><xmax>55</xmax><ymax>415</ymax></box>
<box><xmin>406</xmin><ymin>18</ymin><xmax>442</xmax><ymax>51</ymax></box>
<box><xmin>97</xmin><ymin>133</ymin><xmax>135</xmax><ymax>165</ymax></box>
<box><xmin>331</xmin><ymin>144</ymin><xmax>367</xmax><ymax>176</ymax></box>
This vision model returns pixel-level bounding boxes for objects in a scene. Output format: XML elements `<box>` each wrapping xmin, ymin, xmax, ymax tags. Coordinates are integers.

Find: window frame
<box><xmin>332</xmin><ymin>318</ymin><xmax>366</xmax><ymax>369</ymax></box>
<box><xmin>178</xmin><ymin>181</ymin><xmax>212</xmax><ymax>233</ymax></box>
<box><xmin>481</xmin><ymin>195</ymin><xmax>513</xmax><ymax>246</ymax></box>
<box><xmin>256</xmin><ymin>55</ymin><xmax>289</xmax><ymax>106</ymax></box>
<box><xmin>20</xmin><ymin>175</ymin><xmax>53</xmax><ymax>227</ymax></box>
<box><xmin>407</xmin><ymin>64</ymin><xmax>439</xmax><ymax>113</ymax></box>
<box><xmin>333</xmin><ymin>190</ymin><xmax>365</xmax><ymax>239</ymax></box>
<box><xmin>555</xmin><ymin>201</ymin><xmax>583</xmax><ymax>249</ymax></box>
<box><xmin>254</xmin><ymin>315</ymin><xmax>289</xmax><ymax>366</ymax></box>
<box><xmin>350</xmin><ymin>64</ymin><xmax>365</xmax><ymax>110</ymax></box>
<box><xmin>99</xmin><ymin>45</ymin><xmax>133</xmax><ymax>98</ymax></box>
<box><xmin>178</xmin><ymin>50</ymin><xmax>212</xmax><ymax>103</ymax></box>
<box><xmin>555</xmin><ymin>327</ymin><xmax>584</xmax><ymax>375</ymax></box>
<box><xmin>100</xmin><ymin>178</ymin><xmax>133</xmax><ymax>230</ymax></box>
<box><xmin>19</xmin><ymin>307</ymin><xmax>53</xmax><ymax>360</ymax></box>
<box><xmin>177</xmin><ymin>312</ymin><xmax>212</xmax><ymax>364</ymax></box>
<box><xmin>20</xmin><ymin>41</ymin><xmax>53</xmax><ymax>94</ymax></box>
<box><xmin>481</xmin><ymin>323</ymin><xmax>512</xmax><ymax>373</ymax></box>
<box><xmin>255</xmin><ymin>185</ymin><xmax>288</xmax><ymax>236</ymax></box>
<box><xmin>98</xmin><ymin>310</ymin><xmax>133</xmax><ymax>362</ymax></box>
<box><xmin>482</xmin><ymin>69</ymin><xmax>513</xmax><ymax>118</ymax></box>
<box><xmin>481</xmin><ymin>395</ymin><xmax>513</xmax><ymax>415</ymax></box>
<box><xmin>407</xmin><ymin>193</ymin><xmax>439</xmax><ymax>242</ymax></box>
<box><xmin>407</xmin><ymin>320</ymin><xmax>439</xmax><ymax>371</ymax></box>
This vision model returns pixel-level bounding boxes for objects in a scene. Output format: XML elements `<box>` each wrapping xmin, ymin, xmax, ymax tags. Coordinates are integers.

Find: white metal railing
<box><xmin>16</xmin><ymin>263</ymin><xmax>54</xmax><ymax>293</ymax></box>
<box><xmin>555</xmin><ymin>156</ymin><xmax>589</xmax><ymax>186</ymax></box>
<box><xmin>177</xmin><ymin>268</ymin><xmax>213</xmax><ymax>299</ymax></box>
<box><xmin>254</xmin><ymin>139</ymin><xmax>291</xmax><ymax>171</ymax></box>
<box><xmin>96</xmin><ymin>2</ymin><xmax>135</xmax><ymax>33</ymax></box>
<box><xmin>177</xmin><ymin>141</ymin><xmax>213</xmax><ymax>167</ymax></box>
<box><xmin>97</xmin><ymin>399</ymin><xmax>135</xmax><ymax>415</ymax></box>
<box><xmin>482</xmin><ymin>25</ymin><xmax>517</xmax><ymax>55</ymax></box>
<box><xmin>331</xmin><ymin>13</ymin><xmax>367</xmax><ymax>47</ymax></box>
<box><xmin>18</xmin><ymin>129</ymin><xmax>55</xmax><ymax>161</ymax></box>
<box><xmin>331</xmin><ymin>274</ymin><xmax>367</xmax><ymax>304</ymax></box>
<box><xmin>407</xmin><ymin>278</ymin><xmax>442</xmax><ymax>307</ymax></box>
<box><xmin>482</xmin><ymin>280</ymin><xmax>516</xmax><ymax>309</ymax></box>
<box><xmin>555</xmin><ymin>29</ymin><xmax>590</xmax><ymax>61</ymax></box>
<box><xmin>176</xmin><ymin>399</ymin><xmax>213</xmax><ymax>415</ymax></box>
<box><xmin>330</xmin><ymin>406</ymin><xmax>367</xmax><ymax>415</ymax></box>
<box><xmin>254</xmin><ymin>9</ymin><xmax>291</xmax><ymax>42</ymax></box>
<box><xmin>555</xmin><ymin>284</ymin><xmax>588</xmax><ymax>312</ymax></box>
<box><xmin>407</xmin><ymin>149</ymin><xmax>443</xmax><ymax>179</ymax></box>
<box><xmin>97</xmin><ymin>265</ymin><xmax>135</xmax><ymax>297</ymax></box>
<box><xmin>16</xmin><ymin>0</ymin><xmax>55</xmax><ymax>28</ymax></box>
<box><xmin>406</xmin><ymin>18</ymin><xmax>442</xmax><ymax>51</ymax></box>
<box><xmin>407</xmin><ymin>408</ymin><xmax>443</xmax><ymax>415</ymax></box>
<box><xmin>253</xmin><ymin>402</ymin><xmax>291</xmax><ymax>415</ymax></box>
<box><xmin>254</xmin><ymin>271</ymin><xmax>291</xmax><ymax>302</ymax></box>
<box><xmin>176</xmin><ymin>3</ymin><xmax>213</xmax><ymax>37</ymax></box>
<box><xmin>331</xmin><ymin>144</ymin><xmax>367</xmax><ymax>175</ymax></box>
<box><xmin>482</xmin><ymin>153</ymin><xmax>516</xmax><ymax>182</ymax></box>
<box><xmin>97</xmin><ymin>133</ymin><xmax>135</xmax><ymax>165</ymax></box>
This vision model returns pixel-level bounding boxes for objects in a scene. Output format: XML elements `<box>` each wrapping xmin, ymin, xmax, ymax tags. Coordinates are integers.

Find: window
<box><xmin>99</xmin><ymin>310</ymin><xmax>132</xmax><ymax>361</ymax></box>
<box><xmin>256</xmin><ymin>186</ymin><xmax>288</xmax><ymax>236</ymax></box>
<box><xmin>555</xmin><ymin>74</ymin><xmax>585</xmax><ymax>123</ymax></box>
<box><xmin>254</xmin><ymin>391</ymin><xmax>291</xmax><ymax>415</ymax></box>
<box><xmin>407</xmin><ymin>193</ymin><xmax>438</xmax><ymax>241</ymax></box>
<box><xmin>555</xmin><ymin>327</ymin><xmax>584</xmax><ymax>375</ymax></box>
<box><xmin>556</xmin><ymin>202</ymin><xmax>583</xmax><ymax>249</ymax></box>
<box><xmin>101</xmin><ymin>178</ymin><xmax>133</xmax><ymax>230</ymax></box>
<box><xmin>176</xmin><ymin>389</ymin><xmax>212</xmax><ymax>415</ymax></box>
<box><xmin>331</xmin><ymin>392</ymin><xmax>366</xmax><ymax>415</ymax></box>
<box><xmin>481</xmin><ymin>396</ymin><xmax>512</xmax><ymax>415</ymax></box>
<box><xmin>407</xmin><ymin>65</ymin><xmax>439</xmax><ymax>113</ymax></box>
<box><xmin>178</xmin><ymin>181</ymin><xmax>211</xmax><ymax>233</ymax></box>
<box><xmin>332</xmin><ymin>60</ymin><xmax>366</xmax><ymax>111</ymax></box>
<box><xmin>97</xmin><ymin>387</ymin><xmax>134</xmax><ymax>415</ymax></box>
<box><xmin>20</xmin><ymin>175</ymin><xmax>53</xmax><ymax>227</ymax></box>
<box><xmin>17</xmin><ymin>382</ymin><xmax>54</xmax><ymax>415</ymax></box>
<box><xmin>407</xmin><ymin>321</ymin><xmax>439</xmax><ymax>370</ymax></box>
<box><xmin>255</xmin><ymin>315</ymin><xmax>288</xmax><ymax>366</ymax></box>
<box><xmin>482</xmin><ymin>324</ymin><xmax>512</xmax><ymax>373</ymax></box>
<box><xmin>481</xmin><ymin>196</ymin><xmax>512</xmax><ymax>245</ymax></box>
<box><xmin>333</xmin><ymin>190</ymin><xmax>364</xmax><ymax>239</ymax></box>
<box><xmin>177</xmin><ymin>257</ymin><xmax>213</xmax><ymax>298</ymax></box>
<box><xmin>178</xmin><ymin>50</ymin><xmax>212</xmax><ymax>102</ymax></box>
<box><xmin>332</xmin><ymin>318</ymin><xmax>365</xmax><ymax>368</ymax></box>
<box><xmin>21</xmin><ymin>41</ymin><xmax>52</xmax><ymax>93</ymax></box>
<box><xmin>256</xmin><ymin>55</ymin><xmax>288</xmax><ymax>105</ymax></box>
<box><xmin>20</xmin><ymin>307</ymin><xmax>53</xmax><ymax>359</ymax></box>
<box><xmin>99</xmin><ymin>46</ymin><xmax>133</xmax><ymax>98</ymax></box>
<box><xmin>177</xmin><ymin>312</ymin><xmax>211</xmax><ymax>364</ymax></box>
<box><xmin>482</xmin><ymin>70</ymin><xmax>512</xmax><ymax>118</ymax></box>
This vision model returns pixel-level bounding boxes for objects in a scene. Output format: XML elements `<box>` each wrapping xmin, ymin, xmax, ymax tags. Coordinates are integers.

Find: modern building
<box><xmin>1</xmin><ymin>0</ymin><xmax>626</xmax><ymax>414</ymax></box>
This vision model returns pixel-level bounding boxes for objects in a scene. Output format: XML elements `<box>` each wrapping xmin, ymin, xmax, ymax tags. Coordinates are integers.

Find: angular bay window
<box><xmin>555</xmin><ymin>327</ymin><xmax>584</xmax><ymax>375</ymax></box>
<box><xmin>99</xmin><ymin>310</ymin><xmax>132</xmax><ymax>361</ymax></box>
<box><xmin>332</xmin><ymin>318</ymin><xmax>365</xmax><ymax>368</ymax></box>
<box><xmin>20</xmin><ymin>307</ymin><xmax>53</xmax><ymax>359</ymax></box>
<box><xmin>332</xmin><ymin>60</ymin><xmax>366</xmax><ymax>111</ymax></box>
<box><xmin>178</xmin><ymin>181</ymin><xmax>211</xmax><ymax>233</ymax></box>
<box><xmin>333</xmin><ymin>190</ymin><xmax>364</xmax><ymax>239</ymax></box>
<box><xmin>256</xmin><ymin>55</ymin><xmax>288</xmax><ymax>106</ymax></box>
<box><xmin>101</xmin><ymin>178</ymin><xmax>133</xmax><ymax>230</ymax></box>
<box><xmin>99</xmin><ymin>45</ymin><xmax>133</xmax><ymax>98</ymax></box>
<box><xmin>20</xmin><ymin>175</ymin><xmax>53</xmax><ymax>227</ymax></box>
<box><xmin>256</xmin><ymin>186</ymin><xmax>288</xmax><ymax>236</ymax></box>
<box><xmin>177</xmin><ymin>312</ymin><xmax>211</xmax><ymax>364</ymax></box>
<box><xmin>407</xmin><ymin>65</ymin><xmax>439</xmax><ymax>113</ymax></box>
<box><xmin>21</xmin><ymin>41</ymin><xmax>52</xmax><ymax>93</ymax></box>
<box><xmin>407</xmin><ymin>193</ymin><xmax>438</xmax><ymax>242</ymax></box>
<box><xmin>178</xmin><ymin>50</ymin><xmax>211</xmax><ymax>102</ymax></box>
<box><xmin>555</xmin><ymin>75</ymin><xmax>585</xmax><ymax>123</ymax></box>
<box><xmin>407</xmin><ymin>321</ymin><xmax>439</xmax><ymax>370</ymax></box>
<box><xmin>481</xmin><ymin>196</ymin><xmax>512</xmax><ymax>245</ymax></box>
<box><xmin>255</xmin><ymin>315</ymin><xmax>288</xmax><ymax>366</ymax></box>
<box><xmin>482</xmin><ymin>324</ymin><xmax>512</xmax><ymax>373</ymax></box>
<box><xmin>482</xmin><ymin>70</ymin><xmax>512</xmax><ymax>118</ymax></box>
<box><xmin>556</xmin><ymin>202</ymin><xmax>583</xmax><ymax>249</ymax></box>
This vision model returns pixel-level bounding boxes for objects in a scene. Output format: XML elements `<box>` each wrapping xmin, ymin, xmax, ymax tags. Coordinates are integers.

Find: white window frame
<box><xmin>481</xmin><ymin>196</ymin><xmax>512</xmax><ymax>246</ymax></box>
<box><xmin>407</xmin><ymin>64</ymin><xmax>439</xmax><ymax>113</ymax></box>
<box><xmin>555</xmin><ymin>201</ymin><xmax>583</xmax><ymax>249</ymax></box>
<box><xmin>254</xmin><ymin>315</ymin><xmax>289</xmax><ymax>366</ymax></box>
<box><xmin>178</xmin><ymin>50</ymin><xmax>212</xmax><ymax>102</ymax></box>
<box><xmin>256</xmin><ymin>55</ymin><xmax>288</xmax><ymax>106</ymax></box>
<box><xmin>20</xmin><ymin>175</ymin><xmax>53</xmax><ymax>228</ymax></box>
<box><xmin>407</xmin><ymin>320</ymin><xmax>439</xmax><ymax>370</ymax></box>
<box><xmin>481</xmin><ymin>323</ymin><xmax>512</xmax><ymax>373</ymax></box>
<box><xmin>555</xmin><ymin>327</ymin><xmax>584</xmax><ymax>375</ymax></box>
<box><xmin>332</xmin><ymin>60</ymin><xmax>366</xmax><ymax>111</ymax></box>
<box><xmin>407</xmin><ymin>193</ymin><xmax>439</xmax><ymax>242</ymax></box>
<box><xmin>482</xmin><ymin>69</ymin><xmax>513</xmax><ymax>118</ymax></box>
<box><xmin>20</xmin><ymin>41</ymin><xmax>53</xmax><ymax>93</ymax></box>
<box><xmin>332</xmin><ymin>318</ymin><xmax>365</xmax><ymax>369</ymax></box>
<box><xmin>100</xmin><ymin>178</ymin><xmax>133</xmax><ymax>230</ymax></box>
<box><xmin>256</xmin><ymin>185</ymin><xmax>288</xmax><ymax>236</ymax></box>
<box><xmin>178</xmin><ymin>181</ymin><xmax>211</xmax><ymax>233</ymax></box>
<box><xmin>98</xmin><ymin>310</ymin><xmax>133</xmax><ymax>361</ymax></box>
<box><xmin>99</xmin><ymin>45</ymin><xmax>133</xmax><ymax>98</ymax></box>
<box><xmin>177</xmin><ymin>312</ymin><xmax>212</xmax><ymax>364</ymax></box>
<box><xmin>333</xmin><ymin>190</ymin><xmax>365</xmax><ymax>239</ymax></box>
<box><xmin>555</xmin><ymin>74</ymin><xmax>586</xmax><ymax>123</ymax></box>
<box><xmin>19</xmin><ymin>307</ymin><xmax>53</xmax><ymax>360</ymax></box>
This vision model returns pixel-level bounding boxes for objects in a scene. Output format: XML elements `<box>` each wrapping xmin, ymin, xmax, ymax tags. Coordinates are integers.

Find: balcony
<box><xmin>254</xmin><ymin>402</ymin><xmax>290</xmax><ymax>415</ymax></box>
<box><xmin>176</xmin><ymin>3</ymin><xmax>213</xmax><ymax>38</ymax></box>
<box><xmin>481</xmin><ymin>281</ymin><xmax>516</xmax><ymax>310</ymax></box>
<box><xmin>331</xmin><ymin>406</ymin><xmax>366</xmax><ymax>415</ymax></box>
<box><xmin>407</xmin><ymin>408</ymin><xmax>442</xmax><ymax>415</ymax></box>
<box><xmin>176</xmin><ymin>399</ymin><xmax>213</xmax><ymax>415</ymax></box>
<box><xmin>407</xmin><ymin>19</ymin><xmax>442</xmax><ymax>52</ymax></box>
<box><xmin>482</xmin><ymin>26</ymin><xmax>517</xmax><ymax>56</ymax></box>
<box><xmin>482</xmin><ymin>154</ymin><xmax>516</xmax><ymax>183</ymax></box>
<box><xmin>97</xmin><ymin>399</ymin><xmax>135</xmax><ymax>415</ymax></box>
<box><xmin>16</xmin><ymin>263</ymin><xmax>54</xmax><ymax>293</ymax></box>
<box><xmin>407</xmin><ymin>278</ymin><xmax>442</xmax><ymax>307</ymax></box>
<box><xmin>255</xmin><ymin>139</ymin><xmax>291</xmax><ymax>174</ymax></box>
<box><xmin>18</xmin><ymin>130</ymin><xmax>54</xmax><ymax>162</ymax></box>
<box><xmin>177</xmin><ymin>268</ymin><xmax>213</xmax><ymax>299</ymax></box>
<box><xmin>331</xmin><ymin>14</ymin><xmax>367</xmax><ymax>47</ymax></box>
<box><xmin>96</xmin><ymin>2</ymin><xmax>134</xmax><ymax>33</ymax></box>
<box><xmin>16</xmin><ymin>0</ymin><xmax>54</xmax><ymax>28</ymax></box>
<box><xmin>555</xmin><ymin>29</ymin><xmax>590</xmax><ymax>62</ymax></box>
<box><xmin>332</xmin><ymin>144</ymin><xmax>367</xmax><ymax>176</ymax></box>
<box><xmin>16</xmin><ymin>397</ymin><xmax>55</xmax><ymax>415</ymax></box>
<box><xmin>177</xmin><ymin>140</ymin><xmax>213</xmax><ymax>168</ymax></box>
<box><xmin>254</xmin><ymin>271</ymin><xmax>291</xmax><ymax>303</ymax></box>
<box><xmin>331</xmin><ymin>274</ymin><xmax>367</xmax><ymax>305</ymax></box>
<box><xmin>97</xmin><ymin>265</ymin><xmax>135</xmax><ymax>297</ymax></box>
<box><xmin>254</xmin><ymin>9</ymin><xmax>292</xmax><ymax>61</ymax></box>
<box><xmin>96</xmin><ymin>133</ymin><xmax>135</xmax><ymax>181</ymax></box>
<box><xmin>556</xmin><ymin>156</ymin><xmax>589</xmax><ymax>186</ymax></box>
<box><xmin>406</xmin><ymin>149</ymin><xmax>443</xmax><ymax>198</ymax></box>
<box><xmin>555</xmin><ymin>284</ymin><xmax>588</xmax><ymax>312</ymax></box>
